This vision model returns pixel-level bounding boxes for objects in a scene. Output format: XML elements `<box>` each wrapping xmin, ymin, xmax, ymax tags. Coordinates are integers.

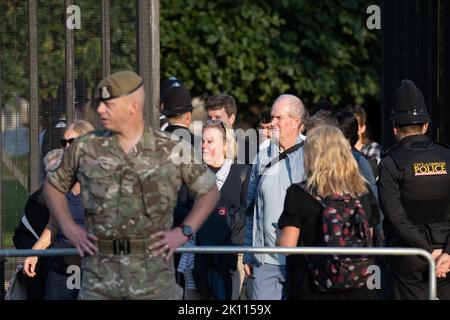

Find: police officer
<box><xmin>43</xmin><ymin>70</ymin><xmax>220</xmax><ymax>299</ymax></box>
<box><xmin>162</xmin><ymin>83</ymin><xmax>195</xmax><ymax>144</ymax></box>
<box><xmin>161</xmin><ymin>82</ymin><xmax>198</xmax><ymax>289</ymax></box>
<box><xmin>378</xmin><ymin>79</ymin><xmax>450</xmax><ymax>300</ymax></box>
<box><xmin>159</xmin><ymin>76</ymin><xmax>181</xmax><ymax>130</ymax></box>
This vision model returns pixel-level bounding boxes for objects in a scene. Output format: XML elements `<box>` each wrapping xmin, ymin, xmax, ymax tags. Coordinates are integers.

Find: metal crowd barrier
<box><xmin>0</xmin><ymin>246</ymin><xmax>437</xmax><ymax>300</ymax></box>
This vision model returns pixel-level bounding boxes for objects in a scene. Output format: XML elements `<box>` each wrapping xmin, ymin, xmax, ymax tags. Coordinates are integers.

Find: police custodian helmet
<box><xmin>391</xmin><ymin>79</ymin><xmax>431</xmax><ymax>125</ymax></box>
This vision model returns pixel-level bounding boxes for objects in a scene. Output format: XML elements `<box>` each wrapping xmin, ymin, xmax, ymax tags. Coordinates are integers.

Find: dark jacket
<box><xmin>164</xmin><ymin>124</ymin><xmax>197</xmax><ymax>227</ymax></box>
<box><xmin>13</xmin><ymin>187</ymin><xmax>49</xmax><ymax>250</ymax></box>
<box><xmin>164</xmin><ymin>124</ymin><xmax>198</xmax><ymax>288</ymax></box>
<box><xmin>13</xmin><ymin>187</ymin><xmax>50</xmax><ymax>299</ymax></box>
<box><xmin>378</xmin><ymin>134</ymin><xmax>450</xmax><ymax>253</ymax></box>
<box><xmin>194</xmin><ymin>164</ymin><xmax>250</xmax><ymax>294</ymax></box>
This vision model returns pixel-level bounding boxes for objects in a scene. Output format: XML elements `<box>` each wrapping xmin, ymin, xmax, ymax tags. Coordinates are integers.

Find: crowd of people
<box><xmin>10</xmin><ymin>71</ymin><xmax>450</xmax><ymax>300</ymax></box>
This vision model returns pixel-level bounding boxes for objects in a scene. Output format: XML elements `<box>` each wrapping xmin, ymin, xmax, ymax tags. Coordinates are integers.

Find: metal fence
<box><xmin>0</xmin><ymin>246</ymin><xmax>438</xmax><ymax>300</ymax></box>
<box><xmin>0</xmin><ymin>0</ymin><xmax>160</xmax><ymax>292</ymax></box>
<box><xmin>380</xmin><ymin>0</ymin><xmax>450</xmax><ymax>147</ymax></box>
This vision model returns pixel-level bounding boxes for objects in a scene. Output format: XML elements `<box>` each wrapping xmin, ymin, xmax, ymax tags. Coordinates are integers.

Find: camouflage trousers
<box><xmin>78</xmin><ymin>253</ymin><xmax>183</xmax><ymax>300</ymax></box>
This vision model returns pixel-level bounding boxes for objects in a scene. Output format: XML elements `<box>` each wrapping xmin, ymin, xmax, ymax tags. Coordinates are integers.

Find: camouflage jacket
<box><xmin>47</xmin><ymin>126</ymin><xmax>216</xmax><ymax>239</ymax></box>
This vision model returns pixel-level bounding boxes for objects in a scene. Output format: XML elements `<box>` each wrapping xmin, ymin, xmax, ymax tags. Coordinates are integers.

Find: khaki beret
<box><xmin>95</xmin><ymin>70</ymin><xmax>144</xmax><ymax>101</ymax></box>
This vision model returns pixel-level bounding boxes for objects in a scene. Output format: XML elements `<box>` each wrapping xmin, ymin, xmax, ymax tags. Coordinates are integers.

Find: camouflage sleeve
<box><xmin>181</xmin><ymin>163</ymin><xmax>216</xmax><ymax>197</ymax></box>
<box><xmin>46</xmin><ymin>139</ymin><xmax>81</xmax><ymax>194</ymax></box>
<box><xmin>179</xmin><ymin>145</ymin><xmax>216</xmax><ymax>197</ymax></box>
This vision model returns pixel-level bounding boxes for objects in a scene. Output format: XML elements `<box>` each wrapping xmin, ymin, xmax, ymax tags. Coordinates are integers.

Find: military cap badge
<box><xmin>101</xmin><ymin>86</ymin><xmax>111</xmax><ymax>100</ymax></box>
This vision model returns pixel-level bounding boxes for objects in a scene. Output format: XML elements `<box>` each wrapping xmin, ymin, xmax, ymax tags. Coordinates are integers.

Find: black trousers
<box><xmin>388</xmin><ymin>255</ymin><xmax>450</xmax><ymax>300</ymax></box>
<box><xmin>17</xmin><ymin>257</ymin><xmax>49</xmax><ymax>300</ymax></box>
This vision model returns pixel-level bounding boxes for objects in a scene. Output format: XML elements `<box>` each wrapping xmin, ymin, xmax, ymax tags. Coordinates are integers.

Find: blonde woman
<box><xmin>23</xmin><ymin>120</ymin><xmax>95</xmax><ymax>300</ymax></box>
<box><xmin>277</xmin><ymin>126</ymin><xmax>380</xmax><ymax>300</ymax></box>
<box><xmin>178</xmin><ymin>119</ymin><xmax>249</xmax><ymax>300</ymax></box>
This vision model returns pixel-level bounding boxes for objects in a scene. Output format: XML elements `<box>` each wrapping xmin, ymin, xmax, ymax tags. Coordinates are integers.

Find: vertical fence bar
<box><xmin>0</xmin><ymin>10</ymin><xmax>3</xmax><ymax>299</ymax></box>
<box><xmin>436</xmin><ymin>0</ymin><xmax>441</xmax><ymax>141</ymax></box>
<box><xmin>65</xmin><ymin>0</ymin><xmax>75</xmax><ymax>124</ymax></box>
<box><xmin>428</xmin><ymin>257</ymin><xmax>438</xmax><ymax>301</ymax></box>
<box><xmin>137</xmin><ymin>0</ymin><xmax>150</xmax><ymax>126</ymax></box>
<box><xmin>0</xmin><ymin>258</ymin><xmax>3</xmax><ymax>300</ymax></box>
<box><xmin>150</xmin><ymin>0</ymin><xmax>160</xmax><ymax>129</ymax></box>
<box><xmin>101</xmin><ymin>0</ymin><xmax>111</xmax><ymax>78</ymax></box>
<box><xmin>381</xmin><ymin>0</ymin><xmax>447</xmax><ymax>146</ymax></box>
<box><xmin>380</xmin><ymin>0</ymin><xmax>390</xmax><ymax>147</ymax></box>
<box><xmin>437</xmin><ymin>0</ymin><xmax>450</xmax><ymax>144</ymax></box>
<box><xmin>137</xmin><ymin>0</ymin><xmax>159</xmax><ymax>129</ymax></box>
<box><xmin>0</xmin><ymin>3</ymin><xmax>2</xmax><ymax>232</ymax></box>
<box><xmin>0</xmin><ymin>8</ymin><xmax>2</xmax><ymax>238</ymax></box>
<box><xmin>28</xmin><ymin>0</ymin><xmax>40</xmax><ymax>196</ymax></box>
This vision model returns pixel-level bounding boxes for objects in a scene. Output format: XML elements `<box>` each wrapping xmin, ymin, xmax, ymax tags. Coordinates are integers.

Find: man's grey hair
<box><xmin>273</xmin><ymin>94</ymin><xmax>306</xmax><ymax>122</ymax></box>
<box><xmin>44</xmin><ymin>148</ymin><xmax>64</xmax><ymax>173</ymax></box>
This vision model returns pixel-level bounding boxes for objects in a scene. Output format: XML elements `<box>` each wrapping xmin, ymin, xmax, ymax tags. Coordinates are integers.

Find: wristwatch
<box><xmin>180</xmin><ymin>224</ymin><xmax>193</xmax><ymax>239</ymax></box>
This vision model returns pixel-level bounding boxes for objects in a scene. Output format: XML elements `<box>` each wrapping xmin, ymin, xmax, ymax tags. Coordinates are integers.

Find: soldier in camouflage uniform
<box><xmin>44</xmin><ymin>70</ymin><xmax>220</xmax><ymax>299</ymax></box>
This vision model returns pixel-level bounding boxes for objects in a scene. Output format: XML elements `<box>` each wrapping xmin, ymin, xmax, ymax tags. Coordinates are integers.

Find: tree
<box><xmin>1</xmin><ymin>0</ymin><xmax>381</xmax><ymax>114</ymax></box>
<box><xmin>160</xmin><ymin>0</ymin><xmax>381</xmax><ymax>112</ymax></box>
<box><xmin>0</xmin><ymin>0</ymin><xmax>138</xmax><ymax>109</ymax></box>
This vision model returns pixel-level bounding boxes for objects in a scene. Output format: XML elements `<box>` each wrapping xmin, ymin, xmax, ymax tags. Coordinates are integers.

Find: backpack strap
<box><xmin>240</xmin><ymin>165</ymin><xmax>248</xmax><ymax>185</ymax></box>
<box><xmin>246</xmin><ymin>142</ymin><xmax>303</xmax><ymax>213</ymax></box>
<box><xmin>298</xmin><ymin>182</ymin><xmax>327</xmax><ymax>208</ymax></box>
<box><xmin>260</xmin><ymin>141</ymin><xmax>303</xmax><ymax>177</ymax></box>
<box><xmin>254</xmin><ymin>141</ymin><xmax>304</xmax><ymax>196</ymax></box>
<box><xmin>21</xmin><ymin>215</ymin><xmax>40</xmax><ymax>240</ymax></box>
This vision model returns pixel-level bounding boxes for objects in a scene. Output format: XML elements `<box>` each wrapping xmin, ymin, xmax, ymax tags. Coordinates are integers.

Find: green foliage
<box><xmin>0</xmin><ymin>0</ymin><xmax>380</xmax><ymax>112</ymax></box>
<box><xmin>0</xmin><ymin>0</ymin><xmax>137</xmax><ymax>107</ymax></box>
<box><xmin>0</xmin><ymin>1</ymin><xmax>29</xmax><ymax>107</ymax></box>
<box><xmin>1</xmin><ymin>178</ymin><xmax>28</xmax><ymax>233</ymax></box>
<box><xmin>160</xmin><ymin>0</ymin><xmax>381</xmax><ymax>109</ymax></box>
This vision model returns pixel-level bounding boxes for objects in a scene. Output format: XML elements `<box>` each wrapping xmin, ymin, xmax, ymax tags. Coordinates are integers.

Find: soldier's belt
<box><xmin>97</xmin><ymin>238</ymin><xmax>148</xmax><ymax>255</ymax></box>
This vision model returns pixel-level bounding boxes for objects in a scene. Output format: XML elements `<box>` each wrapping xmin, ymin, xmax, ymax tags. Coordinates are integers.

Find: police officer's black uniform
<box><xmin>378</xmin><ymin>80</ymin><xmax>450</xmax><ymax>300</ymax></box>
<box><xmin>161</xmin><ymin>83</ymin><xmax>197</xmax><ymax>289</ymax></box>
<box><xmin>159</xmin><ymin>77</ymin><xmax>181</xmax><ymax>130</ymax></box>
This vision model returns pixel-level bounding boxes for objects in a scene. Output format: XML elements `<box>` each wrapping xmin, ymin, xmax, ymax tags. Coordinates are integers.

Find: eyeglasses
<box><xmin>60</xmin><ymin>138</ymin><xmax>76</xmax><ymax>148</ymax></box>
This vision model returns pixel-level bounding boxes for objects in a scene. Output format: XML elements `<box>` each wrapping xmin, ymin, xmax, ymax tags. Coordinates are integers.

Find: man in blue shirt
<box><xmin>244</xmin><ymin>94</ymin><xmax>306</xmax><ymax>300</ymax></box>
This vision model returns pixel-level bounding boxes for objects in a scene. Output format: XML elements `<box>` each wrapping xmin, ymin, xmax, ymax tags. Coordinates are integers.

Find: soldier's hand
<box><xmin>65</xmin><ymin>224</ymin><xmax>98</xmax><ymax>257</ymax></box>
<box><xmin>23</xmin><ymin>256</ymin><xmax>38</xmax><ymax>277</ymax></box>
<box><xmin>149</xmin><ymin>228</ymin><xmax>188</xmax><ymax>261</ymax></box>
<box><xmin>436</xmin><ymin>253</ymin><xmax>450</xmax><ymax>278</ymax></box>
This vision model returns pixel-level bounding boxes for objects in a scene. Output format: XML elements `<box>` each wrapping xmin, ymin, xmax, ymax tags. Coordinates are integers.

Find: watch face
<box><xmin>182</xmin><ymin>225</ymin><xmax>193</xmax><ymax>237</ymax></box>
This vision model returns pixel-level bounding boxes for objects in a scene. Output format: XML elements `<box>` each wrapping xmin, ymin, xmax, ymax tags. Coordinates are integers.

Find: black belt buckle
<box><xmin>113</xmin><ymin>238</ymin><xmax>131</xmax><ymax>254</ymax></box>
